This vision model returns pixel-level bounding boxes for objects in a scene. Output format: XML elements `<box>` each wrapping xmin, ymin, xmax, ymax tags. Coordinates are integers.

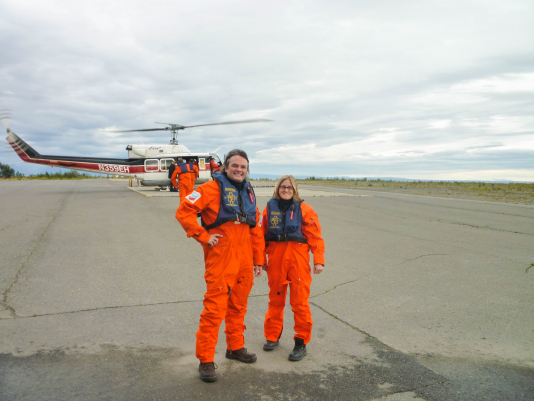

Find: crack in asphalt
<box><xmin>1</xmin><ymin>185</ymin><xmax>76</xmax><ymax>319</ymax></box>
<box><xmin>0</xmin><ymin>298</ymin><xmax>205</xmax><ymax>319</ymax></box>
<box><xmin>399</xmin><ymin>254</ymin><xmax>451</xmax><ymax>264</ymax></box>
<box><xmin>1</xmin><ymin>278</ymin><xmax>360</xmax><ymax>320</ymax></box>
<box><xmin>310</xmin><ymin>278</ymin><xmax>360</xmax><ymax>299</ymax></box>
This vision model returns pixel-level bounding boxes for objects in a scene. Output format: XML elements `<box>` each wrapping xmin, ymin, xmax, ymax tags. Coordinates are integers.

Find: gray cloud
<box><xmin>1</xmin><ymin>0</ymin><xmax>533</xmax><ymax>181</ymax></box>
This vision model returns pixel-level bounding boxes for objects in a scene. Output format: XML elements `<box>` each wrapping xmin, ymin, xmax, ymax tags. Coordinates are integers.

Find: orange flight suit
<box><xmin>262</xmin><ymin>202</ymin><xmax>325</xmax><ymax>344</ymax></box>
<box><xmin>176</xmin><ymin>180</ymin><xmax>265</xmax><ymax>363</ymax></box>
<box><xmin>189</xmin><ymin>162</ymin><xmax>199</xmax><ymax>190</ymax></box>
<box><xmin>171</xmin><ymin>164</ymin><xmax>194</xmax><ymax>203</ymax></box>
<box><xmin>209</xmin><ymin>159</ymin><xmax>221</xmax><ymax>174</ymax></box>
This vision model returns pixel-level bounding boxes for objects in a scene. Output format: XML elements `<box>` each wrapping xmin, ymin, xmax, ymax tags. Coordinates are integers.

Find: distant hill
<box><xmin>248</xmin><ymin>173</ymin><xmax>526</xmax><ymax>183</ymax></box>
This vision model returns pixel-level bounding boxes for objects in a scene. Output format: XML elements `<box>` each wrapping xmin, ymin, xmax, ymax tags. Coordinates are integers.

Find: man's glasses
<box><xmin>280</xmin><ymin>185</ymin><xmax>294</xmax><ymax>191</ymax></box>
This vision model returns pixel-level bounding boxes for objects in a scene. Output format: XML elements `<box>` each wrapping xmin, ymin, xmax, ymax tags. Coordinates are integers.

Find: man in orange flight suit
<box><xmin>209</xmin><ymin>157</ymin><xmax>221</xmax><ymax>177</ymax></box>
<box><xmin>259</xmin><ymin>175</ymin><xmax>325</xmax><ymax>362</ymax></box>
<box><xmin>175</xmin><ymin>149</ymin><xmax>264</xmax><ymax>382</ymax></box>
<box><xmin>171</xmin><ymin>158</ymin><xmax>194</xmax><ymax>203</ymax></box>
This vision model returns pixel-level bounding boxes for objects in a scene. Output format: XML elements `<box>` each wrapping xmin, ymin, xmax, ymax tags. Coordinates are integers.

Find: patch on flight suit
<box><xmin>186</xmin><ymin>191</ymin><xmax>201</xmax><ymax>203</ymax></box>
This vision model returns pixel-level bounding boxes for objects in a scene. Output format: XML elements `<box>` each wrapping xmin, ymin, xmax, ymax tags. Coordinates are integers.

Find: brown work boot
<box><xmin>199</xmin><ymin>362</ymin><xmax>217</xmax><ymax>382</ymax></box>
<box><xmin>225</xmin><ymin>347</ymin><xmax>257</xmax><ymax>363</ymax></box>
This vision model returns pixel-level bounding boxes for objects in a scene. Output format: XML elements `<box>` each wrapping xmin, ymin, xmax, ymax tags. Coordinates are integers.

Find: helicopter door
<box><xmin>145</xmin><ymin>159</ymin><xmax>159</xmax><ymax>172</ymax></box>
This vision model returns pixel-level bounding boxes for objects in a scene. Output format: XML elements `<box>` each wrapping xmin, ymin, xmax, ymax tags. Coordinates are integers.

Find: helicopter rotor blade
<box><xmin>182</xmin><ymin>118</ymin><xmax>272</xmax><ymax>129</ymax></box>
<box><xmin>155</xmin><ymin>122</ymin><xmax>184</xmax><ymax>127</ymax></box>
<box><xmin>103</xmin><ymin>118</ymin><xmax>271</xmax><ymax>134</ymax></box>
<box><xmin>105</xmin><ymin>128</ymin><xmax>169</xmax><ymax>133</ymax></box>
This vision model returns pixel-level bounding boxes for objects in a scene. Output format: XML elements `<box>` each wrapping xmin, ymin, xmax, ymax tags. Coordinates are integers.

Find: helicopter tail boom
<box><xmin>6</xmin><ymin>129</ymin><xmax>143</xmax><ymax>175</ymax></box>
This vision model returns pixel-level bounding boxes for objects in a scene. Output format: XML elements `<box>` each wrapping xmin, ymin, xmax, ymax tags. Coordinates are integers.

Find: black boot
<box><xmin>288</xmin><ymin>338</ymin><xmax>307</xmax><ymax>361</ymax></box>
<box><xmin>263</xmin><ymin>340</ymin><xmax>279</xmax><ymax>351</ymax></box>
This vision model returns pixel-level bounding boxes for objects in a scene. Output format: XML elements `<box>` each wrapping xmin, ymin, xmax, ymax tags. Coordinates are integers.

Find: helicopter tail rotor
<box><xmin>1</xmin><ymin>109</ymin><xmax>11</xmax><ymax>131</ymax></box>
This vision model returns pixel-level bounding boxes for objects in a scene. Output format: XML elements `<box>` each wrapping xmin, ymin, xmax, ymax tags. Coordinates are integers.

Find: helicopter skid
<box><xmin>140</xmin><ymin>180</ymin><xmax>173</xmax><ymax>187</ymax></box>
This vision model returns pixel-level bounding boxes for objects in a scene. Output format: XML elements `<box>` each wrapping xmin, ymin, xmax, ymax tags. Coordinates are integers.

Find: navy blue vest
<box><xmin>203</xmin><ymin>172</ymin><xmax>257</xmax><ymax>230</ymax></box>
<box><xmin>178</xmin><ymin>161</ymin><xmax>194</xmax><ymax>174</ymax></box>
<box><xmin>265</xmin><ymin>198</ymin><xmax>307</xmax><ymax>243</ymax></box>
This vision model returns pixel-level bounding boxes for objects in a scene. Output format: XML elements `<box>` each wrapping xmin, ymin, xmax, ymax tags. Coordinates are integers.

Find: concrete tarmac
<box><xmin>0</xmin><ymin>179</ymin><xmax>533</xmax><ymax>401</ymax></box>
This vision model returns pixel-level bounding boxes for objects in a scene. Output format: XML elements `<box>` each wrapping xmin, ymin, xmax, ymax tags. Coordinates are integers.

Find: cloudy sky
<box><xmin>1</xmin><ymin>0</ymin><xmax>533</xmax><ymax>181</ymax></box>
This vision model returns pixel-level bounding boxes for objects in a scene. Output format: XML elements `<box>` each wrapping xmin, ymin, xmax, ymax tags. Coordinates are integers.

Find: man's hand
<box><xmin>253</xmin><ymin>265</ymin><xmax>263</xmax><ymax>277</ymax></box>
<box><xmin>207</xmin><ymin>234</ymin><xmax>223</xmax><ymax>247</ymax></box>
<box><xmin>313</xmin><ymin>264</ymin><xmax>324</xmax><ymax>274</ymax></box>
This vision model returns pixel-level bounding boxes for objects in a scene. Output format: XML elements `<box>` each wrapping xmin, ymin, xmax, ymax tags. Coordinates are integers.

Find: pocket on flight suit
<box><xmin>230</xmin><ymin>273</ymin><xmax>253</xmax><ymax>307</ymax></box>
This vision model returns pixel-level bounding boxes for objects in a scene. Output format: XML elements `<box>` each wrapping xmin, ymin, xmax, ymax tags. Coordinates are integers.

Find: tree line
<box><xmin>0</xmin><ymin>161</ymin><xmax>95</xmax><ymax>179</ymax></box>
<box><xmin>0</xmin><ymin>162</ymin><xmax>23</xmax><ymax>178</ymax></box>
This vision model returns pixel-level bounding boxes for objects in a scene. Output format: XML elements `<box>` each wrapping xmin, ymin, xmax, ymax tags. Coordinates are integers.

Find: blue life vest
<box><xmin>203</xmin><ymin>172</ymin><xmax>257</xmax><ymax>230</ymax></box>
<box><xmin>178</xmin><ymin>161</ymin><xmax>195</xmax><ymax>174</ymax></box>
<box><xmin>265</xmin><ymin>198</ymin><xmax>307</xmax><ymax>243</ymax></box>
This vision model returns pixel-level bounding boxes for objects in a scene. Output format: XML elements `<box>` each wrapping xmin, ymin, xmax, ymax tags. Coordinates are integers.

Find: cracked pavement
<box><xmin>1</xmin><ymin>180</ymin><xmax>533</xmax><ymax>400</ymax></box>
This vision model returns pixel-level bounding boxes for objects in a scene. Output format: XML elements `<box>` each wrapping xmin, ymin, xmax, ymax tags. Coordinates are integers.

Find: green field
<box><xmin>296</xmin><ymin>178</ymin><xmax>534</xmax><ymax>205</ymax></box>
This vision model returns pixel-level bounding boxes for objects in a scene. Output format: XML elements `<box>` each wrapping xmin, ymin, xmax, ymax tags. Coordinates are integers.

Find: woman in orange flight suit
<box><xmin>209</xmin><ymin>157</ymin><xmax>221</xmax><ymax>176</ymax></box>
<box><xmin>260</xmin><ymin>175</ymin><xmax>325</xmax><ymax>361</ymax></box>
<box><xmin>189</xmin><ymin>159</ymin><xmax>199</xmax><ymax>191</ymax></box>
<box><xmin>176</xmin><ymin>149</ymin><xmax>265</xmax><ymax>382</ymax></box>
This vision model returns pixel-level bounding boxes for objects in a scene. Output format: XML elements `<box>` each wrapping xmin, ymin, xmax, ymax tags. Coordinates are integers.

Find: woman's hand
<box><xmin>253</xmin><ymin>265</ymin><xmax>263</xmax><ymax>277</ymax></box>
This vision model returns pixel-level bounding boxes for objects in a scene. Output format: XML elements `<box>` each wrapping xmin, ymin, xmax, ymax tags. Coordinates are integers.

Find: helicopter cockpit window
<box><xmin>145</xmin><ymin>159</ymin><xmax>159</xmax><ymax>172</ymax></box>
<box><xmin>199</xmin><ymin>158</ymin><xmax>205</xmax><ymax>170</ymax></box>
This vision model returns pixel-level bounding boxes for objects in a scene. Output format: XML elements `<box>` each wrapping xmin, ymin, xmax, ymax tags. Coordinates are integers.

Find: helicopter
<box><xmin>4</xmin><ymin>114</ymin><xmax>271</xmax><ymax>190</ymax></box>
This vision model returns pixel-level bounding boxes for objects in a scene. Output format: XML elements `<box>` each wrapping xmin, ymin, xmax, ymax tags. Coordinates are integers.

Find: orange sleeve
<box><xmin>250</xmin><ymin>206</ymin><xmax>266</xmax><ymax>266</ymax></box>
<box><xmin>301</xmin><ymin>203</ymin><xmax>325</xmax><ymax>266</ymax></box>
<box><xmin>171</xmin><ymin>168</ymin><xmax>180</xmax><ymax>188</ymax></box>
<box><xmin>175</xmin><ymin>182</ymin><xmax>219</xmax><ymax>245</ymax></box>
<box><xmin>194</xmin><ymin>165</ymin><xmax>199</xmax><ymax>179</ymax></box>
<box><xmin>261</xmin><ymin>207</ymin><xmax>268</xmax><ymax>238</ymax></box>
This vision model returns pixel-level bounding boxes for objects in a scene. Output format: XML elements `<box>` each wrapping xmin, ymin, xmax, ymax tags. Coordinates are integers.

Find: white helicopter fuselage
<box><xmin>124</xmin><ymin>143</ymin><xmax>220</xmax><ymax>185</ymax></box>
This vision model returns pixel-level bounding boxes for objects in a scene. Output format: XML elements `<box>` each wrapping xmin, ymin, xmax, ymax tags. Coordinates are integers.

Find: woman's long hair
<box><xmin>273</xmin><ymin>175</ymin><xmax>302</xmax><ymax>202</ymax></box>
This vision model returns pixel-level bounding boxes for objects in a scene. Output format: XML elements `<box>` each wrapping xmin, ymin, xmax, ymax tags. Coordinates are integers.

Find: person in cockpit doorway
<box><xmin>257</xmin><ymin>175</ymin><xmax>325</xmax><ymax>362</ymax></box>
<box><xmin>209</xmin><ymin>157</ymin><xmax>221</xmax><ymax>177</ymax></box>
<box><xmin>168</xmin><ymin>160</ymin><xmax>178</xmax><ymax>192</ymax></box>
